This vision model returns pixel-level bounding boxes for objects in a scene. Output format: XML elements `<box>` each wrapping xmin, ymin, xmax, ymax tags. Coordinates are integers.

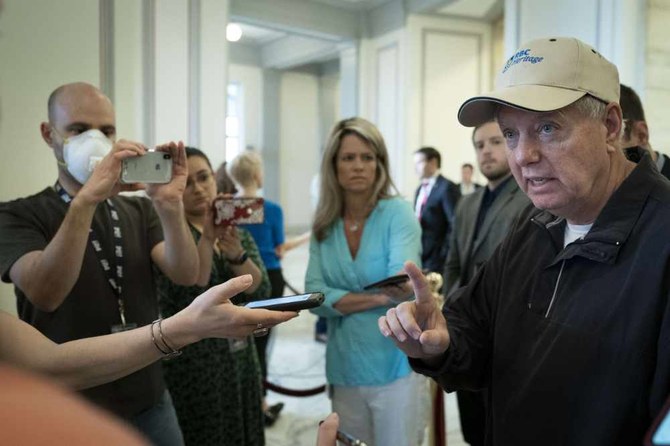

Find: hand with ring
<box><xmin>253</xmin><ymin>323</ymin><xmax>269</xmax><ymax>337</ymax></box>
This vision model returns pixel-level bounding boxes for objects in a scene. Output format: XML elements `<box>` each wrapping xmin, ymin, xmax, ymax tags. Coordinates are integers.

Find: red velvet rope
<box><xmin>263</xmin><ymin>380</ymin><xmax>327</xmax><ymax>397</ymax></box>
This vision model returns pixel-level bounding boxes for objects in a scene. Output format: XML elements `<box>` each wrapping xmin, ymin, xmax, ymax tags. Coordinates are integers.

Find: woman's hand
<box><xmin>316</xmin><ymin>413</ymin><xmax>339</xmax><ymax>446</ymax></box>
<box><xmin>380</xmin><ymin>275</ymin><xmax>413</xmax><ymax>304</ymax></box>
<box><xmin>218</xmin><ymin>226</ymin><xmax>245</xmax><ymax>261</ymax></box>
<box><xmin>166</xmin><ymin>275</ymin><xmax>298</xmax><ymax>344</ymax></box>
<box><xmin>202</xmin><ymin>193</ymin><xmax>233</xmax><ymax>244</ymax></box>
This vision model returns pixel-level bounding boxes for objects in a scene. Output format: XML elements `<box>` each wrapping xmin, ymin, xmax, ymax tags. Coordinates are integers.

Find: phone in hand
<box><xmin>213</xmin><ymin>197</ymin><xmax>264</xmax><ymax>226</ymax></box>
<box><xmin>337</xmin><ymin>429</ymin><xmax>369</xmax><ymax>446</ymax></box>
<box><xmin>245</xmin><ymin>293</ymin><xmax>324</xmax><ymax>311</ymax></box>
<box><xmin>363</xmin><ymin>274</ymin><xmax>410</xmax><ymax>290</ymax></box>
<box><xmin>121</xmin><ymin>151</ymin><xmax>173</xmax><ymax>184</ymax></box>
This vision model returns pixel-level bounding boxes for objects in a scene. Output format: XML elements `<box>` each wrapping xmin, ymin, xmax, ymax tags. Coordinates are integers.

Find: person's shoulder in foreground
<box><xmin>0</xmin><ymin>364</ymin><xmax>148</xmax><ymax>445</ymax></box>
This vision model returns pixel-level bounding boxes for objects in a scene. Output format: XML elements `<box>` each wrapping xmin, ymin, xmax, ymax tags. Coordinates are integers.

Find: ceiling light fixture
<box><xmin>226</xmin><ymin>23</ymin><xmax>242</xmax><ymax>42</ymax></box>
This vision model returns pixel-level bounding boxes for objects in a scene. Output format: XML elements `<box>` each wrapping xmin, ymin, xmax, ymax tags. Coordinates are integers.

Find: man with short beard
<box><xmin>442</xmin><ymin>119</ymin><xmax>529</xmax><ymax>446</ymax></box>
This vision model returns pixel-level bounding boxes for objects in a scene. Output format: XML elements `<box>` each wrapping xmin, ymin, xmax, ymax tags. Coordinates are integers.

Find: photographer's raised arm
<box><xmin>148</xmin><ymin>142</ymin><xmax>199</xmax><ymax>285</ymax></box>
<box><xmin>0</xmin><ymin>275</ymin><xmax>297</xmax><ymax>390</ymax></box>
<box><xmin>8</xmin><ymin>197</ymin><xmax>96</xmax><ymax>312</ymax></box>
<box><xmin>7</xmin><ymin>142</ymin><xmax>145</xmax><ymax>312</ymax></box>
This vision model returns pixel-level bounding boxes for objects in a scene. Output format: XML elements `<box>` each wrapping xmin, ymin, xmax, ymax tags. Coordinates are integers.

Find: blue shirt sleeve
<box><xmin>305</xmin><ymin>234</ymin><xmax>347</xmax><ymax>318</ymax></box>
<box><xmin>386</xmin><ymin>198</ymin><xmax>422</xmax><ymax>274</ymax></box>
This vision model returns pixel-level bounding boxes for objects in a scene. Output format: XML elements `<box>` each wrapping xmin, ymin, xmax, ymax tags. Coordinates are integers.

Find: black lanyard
<box><xmin>54</xmin><ymin>183</ymin><xmax>130</xmax><ymax>327</ymax></box>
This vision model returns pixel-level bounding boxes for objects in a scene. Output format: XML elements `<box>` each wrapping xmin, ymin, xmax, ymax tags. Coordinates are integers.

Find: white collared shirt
<box><xmin>415</xmin><ymin>174</ymin><xmax>439</xmax><ymax>218</ymax></box>
<box><xmin>460</xmin><ymin>182</ymin><xmax>476</xmax><ymax>196</ymax></box>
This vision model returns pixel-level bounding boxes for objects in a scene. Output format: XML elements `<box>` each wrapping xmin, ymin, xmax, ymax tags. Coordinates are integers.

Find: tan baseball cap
<box><xmin>457</xmin><ymin>37</ymin><xmax>620</xmax><ymax>127</ymax></box>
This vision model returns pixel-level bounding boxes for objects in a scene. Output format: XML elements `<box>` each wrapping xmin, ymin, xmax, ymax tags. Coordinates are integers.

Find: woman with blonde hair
<box><xmin>306</xmin><ymin>117</ymin><xmax>424</xmax><ymax>446</ymax></box>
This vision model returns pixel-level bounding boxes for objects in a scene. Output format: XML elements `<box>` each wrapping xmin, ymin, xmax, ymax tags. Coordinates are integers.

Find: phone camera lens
<box><xmin>163</xmin><ymin>154</ymin><xmax>171</xmax><ymax>160</ymax></box>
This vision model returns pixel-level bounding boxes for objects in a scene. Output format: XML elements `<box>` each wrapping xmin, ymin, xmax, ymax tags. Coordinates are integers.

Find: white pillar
<box><xmin>197</xmin><ymin>0</ymin><xmax>229</xmax><ymax>170</ymax></box>
<box><xmin>339</xmin><ymin>45</ymin><xmax>358</xmax><ymax>119</ymax></box>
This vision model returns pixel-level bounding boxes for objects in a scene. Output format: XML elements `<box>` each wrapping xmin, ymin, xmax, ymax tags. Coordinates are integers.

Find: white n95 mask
<box><xmin>59</xmin><ymin>129</ymin><xmax>113</xmax><ymax>184</ymax></box>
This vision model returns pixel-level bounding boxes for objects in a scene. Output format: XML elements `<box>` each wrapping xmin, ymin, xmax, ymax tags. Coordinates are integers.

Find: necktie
<box><xmin>418</xmin><ymin>181</ymin><xmax>430</xmax><ymax>220</ymax></box>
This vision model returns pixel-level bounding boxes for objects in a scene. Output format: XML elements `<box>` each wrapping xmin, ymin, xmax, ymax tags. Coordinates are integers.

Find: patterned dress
<box><xmin>156</xmin><ymin>225</ymin><xmax>271</xmax><ymax>446</ymax></box>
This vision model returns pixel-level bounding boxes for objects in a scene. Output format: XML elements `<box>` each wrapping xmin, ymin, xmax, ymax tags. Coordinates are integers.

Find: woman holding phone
<box><xmin>305</xmin><ymin>117</ymin><xmax>425</xmax><ymax>446</ymax></box>
<box><xmin>156</xmin><ymin>147</ymin><xmax>270</xmax><ymax>446</ymax></box>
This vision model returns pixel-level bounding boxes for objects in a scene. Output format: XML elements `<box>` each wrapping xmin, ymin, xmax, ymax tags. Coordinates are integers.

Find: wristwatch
<box><xmin>228</xmin><ymin>250</ymin><xmax>248</xmax><ymax>265</ymax></box>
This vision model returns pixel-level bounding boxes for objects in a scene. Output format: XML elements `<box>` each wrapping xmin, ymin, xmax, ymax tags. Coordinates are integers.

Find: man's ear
<box><xmin>631</xmin><ymin>120</ymin><xmax>650</xmax><ymax>147</ymax></box>
<box><xmin>40</xmin><ymin>122</ymin><xmax>55</xmax><ymax>147</ymax></box>
<box><xmin>604</xmin><ymin>103</ymin><xmax>623</xmax><ymax>151</ymax></box>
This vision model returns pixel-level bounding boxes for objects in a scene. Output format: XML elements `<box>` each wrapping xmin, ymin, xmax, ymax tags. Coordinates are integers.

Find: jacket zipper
<box><xmin>544</xmin><ymin>260</ymin><xmax>565</xmax><ymax>318</ymax></box>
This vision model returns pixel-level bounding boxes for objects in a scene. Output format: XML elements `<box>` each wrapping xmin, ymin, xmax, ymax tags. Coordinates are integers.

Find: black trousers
<box><xmin>255</xmin><ymin>268</ymin><xmax>285</xmax><ymax>396</ymax></box>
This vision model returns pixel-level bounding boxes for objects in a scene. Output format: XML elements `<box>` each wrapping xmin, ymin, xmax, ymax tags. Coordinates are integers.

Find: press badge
<box><xmin>228</xmin><ymin>338</ymin><xmax>248</xmax><ymax>352</ymax></box>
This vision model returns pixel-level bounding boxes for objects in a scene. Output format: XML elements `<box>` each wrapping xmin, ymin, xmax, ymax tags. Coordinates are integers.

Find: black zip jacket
<box><xmin>412</xmin><ymin>154</ymin><xmax>670</xmax><ymax>445</ymax></box>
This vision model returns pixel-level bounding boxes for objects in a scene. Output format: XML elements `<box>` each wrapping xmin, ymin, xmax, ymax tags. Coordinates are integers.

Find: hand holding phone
<box><xmin>245</xmin><ymin>293</ymin><xmax>324</xmax><ymax>312</ymax></box>
<box><xmin>213</xmin><ymin>197</ymin><xmax>264</xmax><ymax>226</ymax></box>
<box><xmin>121</xmin><ymin>151</ymin><xmax>173</xmax><ymax>184</ymax></box>
<box><xmin>363</xmin><ymin>274</ymin><xmax>410</xmax><ymax>290</ymax></box>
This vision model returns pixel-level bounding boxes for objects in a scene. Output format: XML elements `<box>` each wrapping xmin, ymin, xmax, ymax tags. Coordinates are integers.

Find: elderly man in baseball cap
<box><xmin>379</xmin><ymin>37</ymin><xmax>670</xmax><ymax>445</ymax></box>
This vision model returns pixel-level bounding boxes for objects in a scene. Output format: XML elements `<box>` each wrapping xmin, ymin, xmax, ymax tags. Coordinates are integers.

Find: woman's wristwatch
<box><xmin>228</xmin><ymin>250</ymin><xmax>248</xmax><ymax>265</ymax></box>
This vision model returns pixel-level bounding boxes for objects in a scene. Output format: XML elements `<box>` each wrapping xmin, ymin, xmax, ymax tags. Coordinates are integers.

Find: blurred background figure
<box><xmin>444</xmin><ymin>120</ymin><xmax>530</xmax><ymax>446</ymax></box>
<box><xmin>619</xmin><ymin>83</ymin><xmax>670</xmax><ymax>179</ymax></box>
<box><xmin>215</xmin><ymin>161</ymin><xmax>238</xmax><ymax>195</ymax></box>
<box><xmin>459</xmin><ymin>163</ymin><xmax>482</xmax><ymax>196</ymax></box>
<box><xmin>156</xmin><ymin>147</ymin><xmax>270</xmax><ymax>446</ymax></box>
<box><xmin>228</xmin><ymin>149</ymin><xmax>287</xmax><ymax>426</ymax></box>
<box><xmin>413</xmin><ymin>146</ymin><xmax>461</xmax><ymax>274</ymax></box>
<box><xmin>306</xmin><ymin>117</ymin><xmax>425</xmax><ymax>446</ymax></box>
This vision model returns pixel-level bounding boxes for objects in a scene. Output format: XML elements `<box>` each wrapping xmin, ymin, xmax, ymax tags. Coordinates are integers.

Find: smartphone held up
<box><xmin>121</xmin><ymin>151</ymin><xmax>173</xmax><ymax>184</ymax></box>
<box><xmin>213</xmin><ymin>197</ymin><xmax>265</xmax><ymax>226</ymax></box>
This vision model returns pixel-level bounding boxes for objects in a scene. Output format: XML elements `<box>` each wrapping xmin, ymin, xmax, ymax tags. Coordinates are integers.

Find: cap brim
<box><xmin>457</xmin><ymin>85</ymin><xmax>587</xmax><ymax>127</ymax></box>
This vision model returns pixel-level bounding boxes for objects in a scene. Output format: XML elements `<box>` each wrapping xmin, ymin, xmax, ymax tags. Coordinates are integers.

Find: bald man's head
<box><xmin>41</xmin><ymin>82</ymin><xmax>116</xmax><ymax>158</ymax></box>
<box><xmin>47</xmin><ymin>82</ymin><xmax>113</xmax><ymax>124</ymax></box>
<box><xmin>44</xmin><ymin>82</ymin><xmax>116</xmax><ymax>142</ymax></box>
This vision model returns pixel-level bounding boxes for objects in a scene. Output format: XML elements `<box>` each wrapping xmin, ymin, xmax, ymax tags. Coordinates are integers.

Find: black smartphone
<box><xmin>245</xmin><ymin>292</ymin><xmax>324</xmax><ymax>311</ymax></box>
<box><xmin>646</xmin><ymin>394</ymin><xmax>670</xmax><ymax>445</ymax></box>
<box><xmin>337</xmin><ymin>429</ymin><xmax>368</xmax><ymax>446</ymax></box>
<box><xmin>363</xmin><ymin>274</ymin><xmax>410</xmax><ymax>290</ymax></box>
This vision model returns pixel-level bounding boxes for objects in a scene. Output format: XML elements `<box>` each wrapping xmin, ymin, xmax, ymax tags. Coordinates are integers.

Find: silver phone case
<box><xmin>121</xmin><ymin>152</ymin><xmax>173</xmax><ymax>184</ymax></box>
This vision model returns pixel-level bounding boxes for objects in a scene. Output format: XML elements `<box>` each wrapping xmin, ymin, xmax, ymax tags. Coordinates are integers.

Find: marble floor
<box><xmin>263</xmin><ymin>239</ymin><xmax>467</xmax><ymax>446</ymax></box>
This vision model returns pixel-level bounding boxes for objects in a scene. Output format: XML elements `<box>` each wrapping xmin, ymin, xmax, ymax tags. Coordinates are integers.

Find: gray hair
<box><xmin>565</xmin><ymin>95</ymin><xmax>608</xmax><ymax>121</ymax></box>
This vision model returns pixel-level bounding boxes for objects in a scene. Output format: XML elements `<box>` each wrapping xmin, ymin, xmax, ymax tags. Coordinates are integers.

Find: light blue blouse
<box><xmin>305</xmin><ymin>197</ymin><xmax>422</xmax><ymax>387</ymax></box>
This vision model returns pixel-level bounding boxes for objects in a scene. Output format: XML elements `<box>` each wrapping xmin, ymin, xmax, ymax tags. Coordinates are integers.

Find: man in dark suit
<box><xmin>413</xmin><ymin>147</ymin><xmax>461</xmax><ymax>273</ymax></box>
<box><xmin>620</xmin><ymin>84</ymin><xmax>670</xmax><ymax>179</ymax></box>
<box><xmin>443</xmin><ymin>120</ymin><xmax>530</xmax><ymax>446</ymax></box>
